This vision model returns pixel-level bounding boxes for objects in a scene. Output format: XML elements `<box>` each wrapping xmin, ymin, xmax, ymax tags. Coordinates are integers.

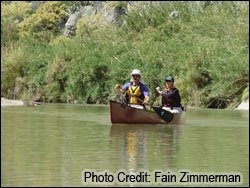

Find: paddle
<box><xmin>152</xmin><ymin>106</ymin><xmax>174</xmax><ymax>123</ymax></box>
<box><xmin>149</xmin><ymin>90</ymin><xmax>159</xmax><ymax>110</ymax></box>
<box><xmin>127</xmin><ymin>93</ymin><xmax>174</xmax><ymax>123</ymax></box>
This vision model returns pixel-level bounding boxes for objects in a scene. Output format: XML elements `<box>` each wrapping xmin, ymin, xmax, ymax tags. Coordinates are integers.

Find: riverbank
<box><xmin>1</xmin><ymin>97</ymin><xmax>248</xmax><ymax>110</ymax></box>
<box><xmin>1</xmin><ymin>97</ymin><xmax>24</xmax><ymax>106</ymax></box>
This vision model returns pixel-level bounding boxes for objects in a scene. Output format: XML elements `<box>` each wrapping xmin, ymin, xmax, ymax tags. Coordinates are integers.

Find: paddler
<box><xmin>115</xmin><ymin>69</ymin><xmax>150</xmax><ymax>109</ymax></box>
<box><xmin>156</xmin><ymin>76</ymin><xmax>183</xmax><ymax>113</ymax></box>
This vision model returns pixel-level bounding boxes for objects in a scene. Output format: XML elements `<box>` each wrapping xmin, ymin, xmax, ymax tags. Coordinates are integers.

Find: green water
<box><xmin>1</xmin><ymin>104</ymin><xmax>249</xmax><ymax>186</ymax></box>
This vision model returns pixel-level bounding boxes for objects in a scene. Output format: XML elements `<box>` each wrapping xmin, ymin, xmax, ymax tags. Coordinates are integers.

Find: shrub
<box><xmin>1</xmin><ymin>2</ymin><xmax>32</xmax><ymax>46</ymax></box>
<box><xmin>1</xmin><ymin>43</ymin><xmax>28</xmax><ymax>98</ymax></box>
<box><xmin>1</xmin><ymin>2</ymin><xmax>32</xmax><ymax>20</ymax></box>
<box><xmin>19</xmin><ymin>1</ymin><xmax>67</xmax><ymax>41</ymax></box>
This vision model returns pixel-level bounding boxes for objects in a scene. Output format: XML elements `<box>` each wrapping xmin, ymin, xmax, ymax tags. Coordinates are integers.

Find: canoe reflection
<box><xmin>109</xmin><ymin>124</ymin><xmax>185</xmax><ymax>171</ymax></box>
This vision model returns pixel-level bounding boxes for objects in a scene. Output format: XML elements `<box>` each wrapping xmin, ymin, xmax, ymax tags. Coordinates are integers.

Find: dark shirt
<box><xmin>162</xmin><ymin>87</ymin><xmax>181</xmax><ymax>108</ymax></box>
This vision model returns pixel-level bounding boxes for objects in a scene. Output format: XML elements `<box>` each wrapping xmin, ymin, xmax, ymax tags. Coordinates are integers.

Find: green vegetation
<box><xmin>1</xmin><ymin>1</ymin><xmax>249</xmax><ymax>108</ymax></box>
<box><xmin>19</xmin><ymin>1</ymin><xmax>67</xmax><ymax>41</ymax></box>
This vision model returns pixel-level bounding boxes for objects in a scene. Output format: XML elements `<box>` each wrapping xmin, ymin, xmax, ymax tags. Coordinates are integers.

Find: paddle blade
<box><xmin>153</xmin><ymin>107</ymin><xmax>174</xmax><ymax>123</ymax></box>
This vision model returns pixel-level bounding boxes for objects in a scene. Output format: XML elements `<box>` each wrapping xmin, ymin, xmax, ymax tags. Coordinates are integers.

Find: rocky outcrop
<box><xmin>63</xmin><ymin>1</ymin><xmax>247</xmax><ymax>37</ymax></box>
<box><xmin>64</xmin><ymin>1</ymin><xmax>127</xmax><ymax>37</ymax></box>
<box><xmin>64</xmin><ymin>5</ymin><xmax>96</xmax><ymax>37</ymax></box>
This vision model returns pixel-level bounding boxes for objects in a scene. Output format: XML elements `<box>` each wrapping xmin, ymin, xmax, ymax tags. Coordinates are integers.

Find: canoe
<box><xmin>109</xmin><ymin>100</ymin><xmax>184</xmax><ymax>124</ymax></box>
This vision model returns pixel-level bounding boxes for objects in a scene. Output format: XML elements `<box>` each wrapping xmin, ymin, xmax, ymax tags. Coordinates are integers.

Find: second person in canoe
<box><xmin>156</xmin><ymin>76</ymin><xmax>183</xmax><ymax>113</ymax></box>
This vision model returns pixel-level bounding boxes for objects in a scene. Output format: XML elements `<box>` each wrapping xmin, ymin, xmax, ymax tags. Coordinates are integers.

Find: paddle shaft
<box><xmin>150</xmin><ymin>91</ymin><xmax>159</xmax><ymax>107</ymax></box>
<box><xmin>125</xmin><ymin>89</ymin><xmax>159</xmax><ymax>107</ymax></box>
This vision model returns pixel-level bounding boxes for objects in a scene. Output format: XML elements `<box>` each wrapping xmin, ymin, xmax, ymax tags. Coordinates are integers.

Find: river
<box><xmin>1</xmin><ymin>104</ymin><xmax>249</xmax><ymax>186</ymax></box>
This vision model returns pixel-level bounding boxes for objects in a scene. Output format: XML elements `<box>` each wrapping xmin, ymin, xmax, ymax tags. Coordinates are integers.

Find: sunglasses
<box><xmin>132</xmin><ymin>75</ymin><xmax>140</xmax><ymax>77</ymax></box>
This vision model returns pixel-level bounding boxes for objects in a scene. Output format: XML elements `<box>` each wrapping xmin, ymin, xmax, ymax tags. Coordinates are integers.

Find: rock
<box><xmin>64</xmin><ymin>1</ymin><xmax>128</xmax><ymax>37</ymax></box>
<box><xmin>64</xmin><ymin>6</ymin><xmax>96</xmax><ymax>37</ymax></box>
<box><xmin>14</xmin><ymin>19</ymin><xmax>20</xmax><ymax>25</ymax></box>
<box><xmin>170</xmin><ymin>10</ymin><xmax>179</xmax><ymax>18</ymax></box>
<box><xmin>236</xmin><ymin>99</ymin><xmax>249</xmax><ymax>110</ymax></box>
<box><xmin>106</xmin><ymin>6</ymin><xmax>126</xmax><ymax>25</ymax></box>
<box><xmin>1</xmin><ymin>97</ymin><xmax>42</xmax><ymax>107</ymax></box>
<box><xmin>31</xmin><ymin>1</ymin><xmax>44</xmax><ymax>11</ymax></box>
<box><xmin>1</xmin><ymin>97</ymin><xmax>24</xmax><ymax>107</ymax></box>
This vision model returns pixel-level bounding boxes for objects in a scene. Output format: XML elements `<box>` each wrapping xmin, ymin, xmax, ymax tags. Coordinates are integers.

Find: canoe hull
<box><xmin>110</xmin><ymin>100</ymin><xmax>184</xmax><ymax>124</ymax></box>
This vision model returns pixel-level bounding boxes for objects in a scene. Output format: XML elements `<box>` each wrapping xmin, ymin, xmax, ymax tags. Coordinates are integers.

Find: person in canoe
<box><xmin>115</xmin><ymin>69</ymin><xmax>150</xmax><ymax>110</ymax></box>
<box><xmin>156</xmin><ymin>76</ymin><xmax>183</xmax><ymax>113</ymax></box>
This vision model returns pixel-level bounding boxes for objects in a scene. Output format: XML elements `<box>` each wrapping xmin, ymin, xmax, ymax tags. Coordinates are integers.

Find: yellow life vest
<box><xmin>127</xmin><ymin>84</ymin><xmax>142</xmax><ymax>104</ymax></box>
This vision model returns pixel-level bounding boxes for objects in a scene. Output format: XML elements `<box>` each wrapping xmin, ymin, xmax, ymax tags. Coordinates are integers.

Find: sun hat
<box><xmin>130</xmin><ymin>69</ymin><xmax>144</xmax><ymax>84</ymax></box>
<box><xmin>131</xmin><ymin>69</ymin><xmax>141</xmax><ymax>76</ymax></box>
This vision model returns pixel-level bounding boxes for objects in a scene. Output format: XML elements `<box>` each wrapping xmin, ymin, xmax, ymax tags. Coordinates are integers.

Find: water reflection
<box><xmin>109</xmin><ymin>124</ymin><xmax>185</xmax><ymax>172</ymax></box>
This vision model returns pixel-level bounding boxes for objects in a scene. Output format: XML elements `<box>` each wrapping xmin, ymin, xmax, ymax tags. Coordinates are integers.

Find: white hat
<box><xmin>130</xmin><ymin>69</ymin><xmax>144</xmax><ymax>84</ymax></box>
<box><xmin>131</xmin><ymin>69</ymin><xmax>141</xmax><ymax>75</ymax></box>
